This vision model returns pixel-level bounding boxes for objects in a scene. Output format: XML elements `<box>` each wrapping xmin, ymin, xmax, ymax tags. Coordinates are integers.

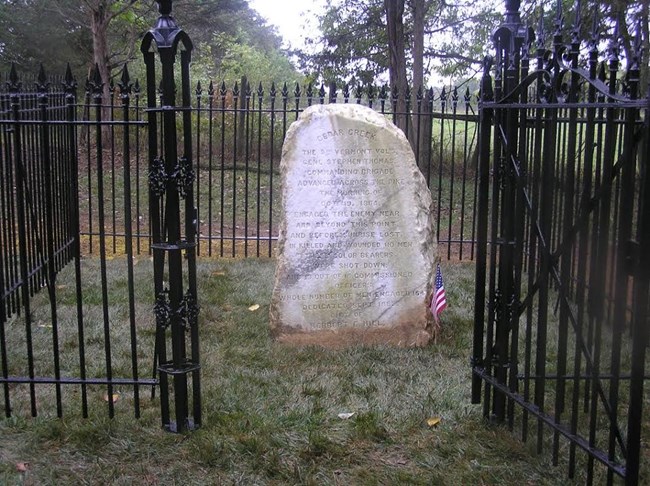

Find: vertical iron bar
<box><xmin>625</xmin><ymin>87</ymin><xmax>650</xmax><ymax>486</ymax></box>
<box><xmin>447</xmin><ymin>88</ymin><xmax>458</xmax><ymax>259</ymax></box>
<box><xmin>207</xmin><ymin>82</ymin><xmax>215</xmax><ymax>257</ymax></box>
<box><xmin>38</xmin><ymin>69</ymin><xmax>63</xmax><ymax>417</ymax></box>
<box><xmin>110</xmin><ymin>83</ymin><xmax>117</xmax><ymax>253</ymax></box>
<box><xmin>10</xmin><ymin>72</ymin><xmax>38</xmax><ymax>416</ymax></box>
<box><xmin>142</xmin><ymin>46</ymin><xmax>169</xmax><ymax>424</ymax></box>
<box><xmin>91</xmin><ymin>69</ymin><xmax>115</xmax><ymax>419</ymax></box>
<box><xmin>180</xmin><ymin>47</ymin><xmax>200</xmax><ymax>429</ymax></box>
<box><xmin>437</xmin><ymin>89</ymin><xmax>446</xmax><ymax>245</ymax></box>
<box><xmin>608</xmin><ymin>39</ymin><xmax>638</xmax><ymax>484</ymax></box>
<box><xmin>119</xmin><ymin>66</ymin><xmax>141</xmax><ymax>418</ymax></box>
<box><xmin>268</xmin><ymin>84</ymin><xmax>277</xmax><ymax>258</ymax></box>
<box><xmin>64</xmin><ymin>68</ymin><xmax>88</xmax><ymax>418</ymax></box>
<box><xmin>256</xmin><ymin>84</ymin><xmax>263</xmax><ymax>258</ymax></box>
<box><xmin>220</xmin><ymin>82</ymin><xmax>226</xmax><ymax>258</ymax></box>
<box><xmin>552</xmin><ymin>24</ymin><xmax>580</xmax><ymax>464</ymax></box>
<box><xmin>472</xmin><ymin>57</ymin><xmax>493</xmax><ymax>405</ymax></box>
<box><xmin>232</xmin><ymin>83</ymin><xmax>239</xmax><ymax>258</ymax></box>
<box><xmin>195</xmin><ymin>82</ymin><xmax>202</xmax><ymax>257</ymax></box>
<box><xmin>244</xmin><ymin>84</ymin><xmax>250</xmax><ymax>258</ymax></box>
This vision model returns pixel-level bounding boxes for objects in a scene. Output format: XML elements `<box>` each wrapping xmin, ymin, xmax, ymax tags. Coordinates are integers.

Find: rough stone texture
<box><xmin>270</xmin><ymin>104</ymin><xmax>437</xmax><ymax>347</ymax></box>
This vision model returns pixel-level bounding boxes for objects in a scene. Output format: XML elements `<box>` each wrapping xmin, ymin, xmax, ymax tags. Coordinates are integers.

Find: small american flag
<box><xmin>431</xmin><ymin>263</ymin><xmax>447</xmax><ymax>321</ymax></box>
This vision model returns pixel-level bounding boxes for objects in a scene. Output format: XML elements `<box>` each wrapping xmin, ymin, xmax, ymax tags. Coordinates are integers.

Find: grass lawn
<box><xmin>0</xmin><ymin>258</ymin><xmax>599</xmax><ymax>484</ymax></box>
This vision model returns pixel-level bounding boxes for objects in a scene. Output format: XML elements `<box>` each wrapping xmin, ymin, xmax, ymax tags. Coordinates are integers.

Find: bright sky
<box><xmin>248</xmin><ymin>0</ymin><xmax>326</xmax><ymax>49</ymax></box>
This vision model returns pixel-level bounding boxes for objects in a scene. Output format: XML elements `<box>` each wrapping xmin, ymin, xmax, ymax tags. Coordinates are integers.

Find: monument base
<box><xmin>272</xmin><ymin>320</ymin><xmax>435</xmax><ymax>348</ymax></box>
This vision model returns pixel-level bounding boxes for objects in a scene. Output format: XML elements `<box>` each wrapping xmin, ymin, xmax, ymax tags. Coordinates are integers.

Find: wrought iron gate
<box><xmin>472</xmin><ymin>1</ymin><xmax>649</xmax><ymax>484</ymax></box>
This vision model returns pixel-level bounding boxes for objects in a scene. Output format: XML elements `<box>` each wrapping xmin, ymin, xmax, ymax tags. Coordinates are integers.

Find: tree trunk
<box><xmin>411</xmin><ymin>0</ymin><xmax>431</xmax><ymax>174</ymax></box>
<box><xmin>90</xmin><ymin>1</ymin><xmax>112</xmax><ymax>145</ymax></box>
<box><xmin>384</xmin><ymin>0</ymin><xmax>410</xmax><ymax>136</ymax></box>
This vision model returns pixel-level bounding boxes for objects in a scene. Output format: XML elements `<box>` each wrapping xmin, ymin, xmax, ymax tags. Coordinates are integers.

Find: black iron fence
<box><xmin>0</xmin><ymin>62</ymin><xmax>156</xmax><ymax>421</ymax></box>
<box><xmin>74</xmin><ymin>76</ymin><xmax>480</xmax><ymax>261</ymax></box>
<box><xmin>472</xmin><ymin>1</ymin><xmax>649</xmax><ymax>484</ymax></box>
<box><xmin>0</xmin><ymin>4</ymin><xmax>482</xmax><ymax>427</ymax></box>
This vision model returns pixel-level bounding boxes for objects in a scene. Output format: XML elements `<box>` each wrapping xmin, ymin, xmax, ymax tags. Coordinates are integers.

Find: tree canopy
<box><xmin>299</xmin><ymin>0</ymin><xmax>648</xmax><ymax>88</ymax></box>
<box><xmin>0</xmin><ymin>0</ymin><xmax>299</xmax><ymax>85</ymax></box>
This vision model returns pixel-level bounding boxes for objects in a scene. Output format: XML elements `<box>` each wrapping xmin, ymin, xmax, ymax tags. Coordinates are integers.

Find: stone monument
<box><xmin>270</xmin><ymin>104</ymin><xmax>437</xmax><ymax>347</ymax></box>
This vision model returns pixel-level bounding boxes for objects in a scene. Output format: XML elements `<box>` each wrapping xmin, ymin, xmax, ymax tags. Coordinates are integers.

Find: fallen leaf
<box><xmin>211</xmin><ymin>271</ymin><xmax>226</xmax><ymax>277</ymax></box>
<box><xmin>16</xmin><ymin>462</ymin><xmax>28</xmax><ymax>472</ymax></box>
<box><xmin>426</xmin><ymin>416</ymin><xmax>442</xmax><ymax>427</ymax></box>
<box><xmin>56</xmin><ymin>284</ymin><xmax>67</xmax><ymax>290</ymax></box>
<box><xmin>38</xmin><ymin>323</ymin><xmax>53</xmax><ymax>329</ymax></box>
<box><xmin>248</xmin><ymin>304</ymin><xmax>260</xmax><ymax>312</ymax></box>
<box><xmin>104</xmin><ymin>393</ymin><xmax>120</xmax><ymax>404</ymax></box>
<box><xmin>337</xmin><ymin>412</ymin><xmax>355</xmax><ymax>420</ymax></box>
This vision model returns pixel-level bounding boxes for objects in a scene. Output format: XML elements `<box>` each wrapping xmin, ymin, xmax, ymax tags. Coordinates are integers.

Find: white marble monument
<box><xmin>270</xmin><ymin>104</ymin><xmax>437</xmax><ymax>347</ymax></box>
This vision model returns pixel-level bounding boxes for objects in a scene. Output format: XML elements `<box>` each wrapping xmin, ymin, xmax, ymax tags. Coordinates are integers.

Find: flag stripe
<box><xmin>431</xmin><ymin>264</ymin><xmax>447</xmax><ymax>319</ymax></box>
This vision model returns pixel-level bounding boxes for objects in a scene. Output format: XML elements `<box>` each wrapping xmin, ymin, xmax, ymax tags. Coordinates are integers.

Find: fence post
<box><xmin>141</xmin><ymin>0</ymin><xmax>201</xmax><ymax>433</ymax></box>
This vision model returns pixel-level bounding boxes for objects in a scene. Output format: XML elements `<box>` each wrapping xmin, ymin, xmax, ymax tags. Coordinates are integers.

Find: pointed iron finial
<box><xmin>281</xmin><ymin>81</ymin><xmax>289</xmax><ymax>99</ymax></box>
<box><xmin>378</xmin><ymin>84</ymin><xmax>388</xmax><ymax>101</ymax></box>
<box><xmin>207</xmin><ymin>80</ymin><xmax>214</xmax><ymax>97</ymax></box>
<box><xmin>232</xmin><ymin>81</ymin><xmax>239</xmax><ymax>97</ymax></box>
<box><xmin>36</xmin><ymin>64</ymin><xmax>49</xmax><ymax>93</ymax></box>
<box><xmin>367</xmin><ymin>84</ymin><xmax>376</xmax><ymax>100</ymax></box>
<box><xmin>63</xmin><ymin>63</ymin><xmax>77</xmax><ymax>95</ymax></box>
<box><xmin>269</xmin><ymin>81</ymin><xmax>276</xmax><ymax>98</ymax></box>
<box><xmin>195</xmin><ymin>81</ymin><xmax>202</xmax><ymax>97</ymax></box>
<box><xmin>119</xmin><ymin>64</ymin><xmax>132</xmax><ymax>95</ymax></box>
<box><xmin>293</xmin><ymin>81</ymin><xmax>300</xmax><ymax>98</ymax></box>
<box><xmin>134</xmin><ymin>79</ymin><xmax>141</xmax><ymax>95</ymax></box>
<box><xmin>257</xmin><ymin>82</ymin><xmax>263</xmax><ymax>98</ymax></box>
<box><xmin>354</xmin><ymin>84</ymin><xmax>363</xmax><ymax>101</ymax></box>
<box><xmin>89</xmin><ymin>64</ymin><xmax>104</xmax><ymax>96</ymax></box>
<box><xmin>8</xmin><ymin>63</ymin><xmax>20</xmax><ymax>92</ymax></box>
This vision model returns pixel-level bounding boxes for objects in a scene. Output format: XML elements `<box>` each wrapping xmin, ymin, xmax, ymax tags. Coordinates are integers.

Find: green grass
<box><xmin>0</xmin><ymin>258</ymin><xmax>628</xmax><ymax>484</ymax></box>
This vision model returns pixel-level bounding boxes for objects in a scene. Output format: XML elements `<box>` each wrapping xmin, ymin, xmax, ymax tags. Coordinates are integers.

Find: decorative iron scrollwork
<box><xmin>149</xmin><ymin>157</ymin><xmax>167</xmax><ymax>197</ymax></box>
<box><xmin>178</xmin><ymin>290</ymin><xmax>199</xmax><ymax>330</ymax></box>
<box><xmin>154</xmin><ymin>289</ymin><xmax>171</xmax><ymax>329</ymax></box>
<box><xmin>172</xmin><ymin>156</ymin><xmax>194</xmax><ymax>198</ymax></box>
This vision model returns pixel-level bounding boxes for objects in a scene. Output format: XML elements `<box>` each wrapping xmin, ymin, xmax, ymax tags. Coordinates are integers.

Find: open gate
<box><xmin>472</xmin><ymin>1</ymin><xmax>649</xmax><ymax>484</ymax></box>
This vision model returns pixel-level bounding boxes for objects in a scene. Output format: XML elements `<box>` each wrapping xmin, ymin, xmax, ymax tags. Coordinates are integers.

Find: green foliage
<box><xmin>0</xmin><ymin>0</ymin><xmax>299</xmax><ymax>87</ymax></box>
<box><xmin>192</xmin><ymin>32</ymin><xmax>300</xmax><ymax>86</ymax></box>
<box><xmin>300</xmin><ymin>0</ymin><xmax>501</xmax><ymax>85</ymax></box>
